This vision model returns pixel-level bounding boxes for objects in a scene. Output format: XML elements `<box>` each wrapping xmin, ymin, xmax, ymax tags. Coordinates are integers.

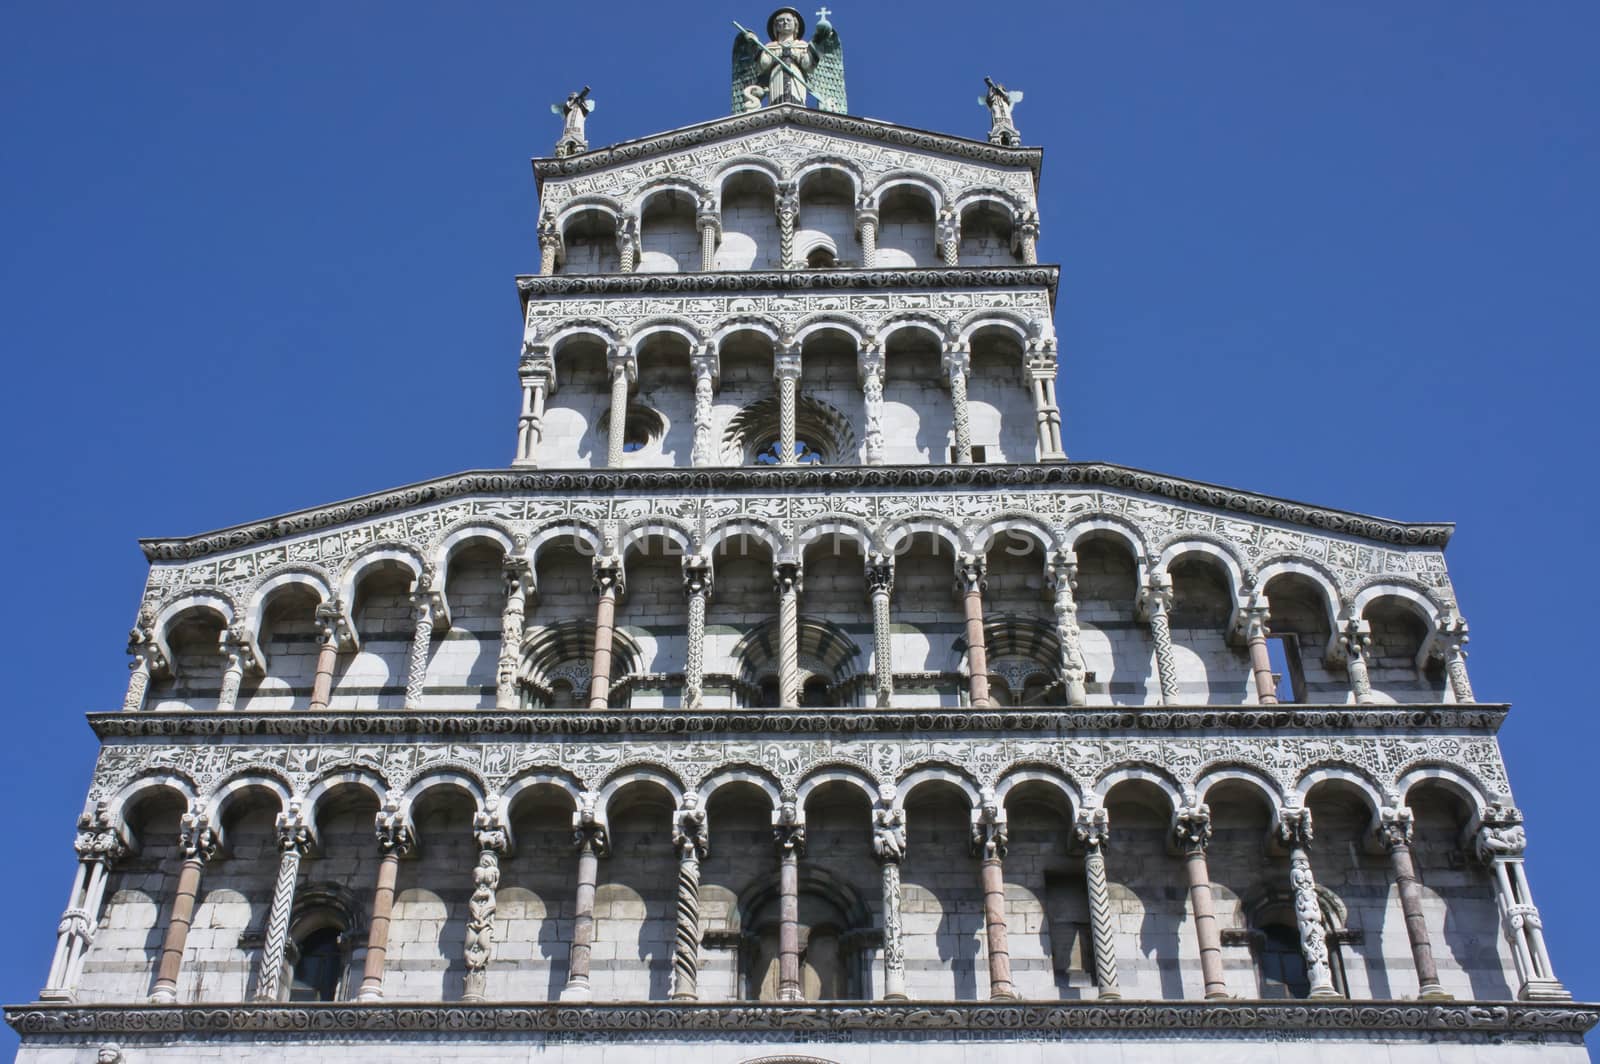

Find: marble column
<box><xmin>605</xmin><ymin>346</ymin><xmax>635</xmax><ymax>468</ymax></box>
<box><xmin>254</xmin><ymin>802</ymin><xmax>312</xmax><ymax>1001</ymax></box>
<box><xmin>872</xmin><ymin>796</ymin><xmax>908</xmax><ymax>1000</ymax></box>
<box><xmin>616</xmin><ymin>216</ymin><xmax>638</xmax><ymax>273</ymax></box>
<box><xmin>357</xmin><ymin>799</ymin><xmax>413</xmax><ymax>1002</ymax></box>
<box><xmin>865</xmin><ymin>556</ymin><xmax>895</xmax><ymax>707</ymax></box>
<box><xmin>123</xmin><ymin>647</ymin><xmax>154</xmax><ymax>712</ymax></box>
<box><xmin>538</xmin><ymin>215</ymin><xmax>561</xmax><ymax>275</ymax></box>
<box><xmin>855</xmin><ymin>202</ymin><xmax>879</xmax><ymax>268</ymax></box>
<box><xmin>216</xmin><ymin>627</ymin><xmax>247</xmax><ymax>712</ymax></box>
<box><xmin>1434</xmin><ymin>610</ymin><xmax>1476</xmax><ymax>703</ymax></box>
<box><xmin>937</xmin><ymin>210</ymin><xmax>960</xmax><ymax>266</ymax></box>
<box><xmin>588</xmin><ymin>558</ymin><xmax>624</xmax><ymax>710</ymax></box>
<box><xmin>1048</xmin><ymin>551</ymin><xmax>1088</xmax><ymax>706</ymax></box>
<box><xmin>515</xmin><ymin>362</ymin><xmax>551</xmax><ymax>466</ymax></box>
<box><xmin>777</xmin><ymin>182</ymin><xmax>799</xmax><ymax>269</ymax></box>
<box><xmin>690</xmin><ymin>345</ymin><xmax>718</xmax><ymax>468</ymax></box>
<box><xmin>1377</xmin><ymin>805</ymin><xmax>1449</xmax><ymax>999</ymax></box>
<box><xmin>149</xmin><ymin>810</ymin><xmax>220</xmax><ymax>1003</ymax></box>
<box><xmin>943</xmin><ymin>343</ymin><xmax>973</xmax><ymax>464</ymax></box>
<box><xmin>773</xmin><ymin>797</ymin><xmax>806</xmax><ymax>1001</ymax></box>
<box><xmin>697</xmin><ymin>199</ymin><xmax>721</xmax><ymax>271</ymax></box>
<box><xmin>670</xmin><ymin>796</ymin><xmax>708</xmax><ymax>1000</ymax></box>
<box><xmin>775</xmin><ymin>343</ymin><xmax>801</xmax><ymax>464</ymax></box>
<box><xmin>973</xmin><ymin>798</ymin><xmax>1015</xmax><ymax>999</ymax></box>
<box><xmin>462</xmin><ymin>807</ymin><xmax>509</xmax><ymax>1003</ymax></box>
<box><xmin>562</xmin><ymin>801</ymin><xmax>610</xmax><ymax>1001</ymax></box>
<box><xmin>859</xmin><ymin>341</ymin><xmax>886</xmax><ymax>465</ymax></box>
<box><xmin>1279</xmin><ymin>807</ymin><xmax>1339</xmax><ymax>997</ymax></box>
<box><xmin>404</xmin><ymin>592</ymin><xmax>436</xmax><ymax>711</ymax></box>
<box><xmin>1015</xmin><ymin>211</ymin><xmax>1039</xmax><ymax>265</ymax></box>
<box><xmin>1025</xmin><ymin>336</ymin><xmax>1065</xmax><ymax>461</ymax></box>
<box><xmin>774</xmin><ymin>561</ymin><xmax>802</xmax><ymax>709</ymax></box>
<box><xmin>1174</xmin><ymin>805</ymin><xmax>1228</xmax><ymax>999</ymax></box>
<box><xmin>681</xmin><ymin>557</ymin><xmax>712</xmax><ymax>710</ymax></box>
<box><xmin>1139</xmin><ymin>572</ymin><xmax>1180</xmax><ymax>704</ymax></box>
<box><xmin>42</xmin><ymin>814</ymin><xmax>127</xmax><ymax>1001</ymax></box>
<box><xmin>1075</xmin><ymin>807</ymin><xmax>1121</xmax><ymax>999</ymax></box>
<box><xmin>1475</xmin><ymin>805</ymin><xmax>1569</xmax><ymax>1000</ymax></box>
<box><xmin>1338</xmin><ymin>615</ymin><xmax>1376</xmax><ymax>705</ymax></box>
<box><xmin>496</xmin><ymin>556</ymin><xmax>532</xmax><ymax>710</ymax></box>
<box><xmin>1239</xmin><ymin>596</ymin><xmax>1278</xmax><ymax>705</ymax></box>
<box><xmin>957</xmin><ymin>555</ymin><xmax>991</xmax><ymax>708</ymax></box>
<box><xmin>309</xmin><ymin>599</ymin><xmax>347</xmax><ymax>712</ymax></box>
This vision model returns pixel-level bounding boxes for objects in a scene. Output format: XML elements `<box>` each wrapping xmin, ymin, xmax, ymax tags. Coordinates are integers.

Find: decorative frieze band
<box><xmin>9</xmin><ymin>1000</ymin><xmax>1596</xmax><ymax>1039</ymax></box>
<box><xmin>81</xmin><ymin>720</ymin><xmax>1514</xmax><ymax>821</ymax></box>
<box><xmin>515</xmin><ymin>265</ymin><xmax>1058</xmax><ymax>301</ymax></box>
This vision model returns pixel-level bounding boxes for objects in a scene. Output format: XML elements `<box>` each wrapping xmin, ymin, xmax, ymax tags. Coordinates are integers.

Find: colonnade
<box><xmin>538</xmin><ymin>196</ymin><xmax>1042</xmax><ymax>277</ymax></box>
<box><xmin>513</xmin><ymin>329</ymin><xmax>1067</xmax><ymax>469</ymax></box>
<box><xmin>122</xmin><ymin>548</ymin><xmax>1478</xmax><ymax>715</ymax></box>
<box><xmin>46</xmin><ymin>793</ymin><xmax>1564</xmax><ymax>1004</ymax></box>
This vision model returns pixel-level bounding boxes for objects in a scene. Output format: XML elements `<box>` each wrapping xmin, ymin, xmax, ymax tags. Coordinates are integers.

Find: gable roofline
<box><xmin>138</xmin><ymin>462</ymin><xmax>1453</xmax><ymax>561</ymax></box>
<box><xmin>530</xmin><ymin>103</ymin><xmax>1043</xmax><ymax>198</ymax></box>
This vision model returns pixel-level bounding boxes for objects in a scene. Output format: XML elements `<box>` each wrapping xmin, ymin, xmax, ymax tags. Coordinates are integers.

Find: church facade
<box><xmin>9</xmin><ymin>10</ymin><xmax>1593</xmax><ymax>1063</ymax></box>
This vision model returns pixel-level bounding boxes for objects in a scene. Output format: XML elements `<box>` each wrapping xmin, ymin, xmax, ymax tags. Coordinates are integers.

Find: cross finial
<box><xmin>816</xmin><ymin>6</ymin><xmax>832</xmax><ymax>22</ymax></box>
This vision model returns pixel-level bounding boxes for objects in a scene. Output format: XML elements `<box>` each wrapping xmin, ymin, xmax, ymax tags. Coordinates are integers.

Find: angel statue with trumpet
<box><xmin>731</xmin><ymin>7</ymin><xmax>847</xmax><ymax>114</ymax></box>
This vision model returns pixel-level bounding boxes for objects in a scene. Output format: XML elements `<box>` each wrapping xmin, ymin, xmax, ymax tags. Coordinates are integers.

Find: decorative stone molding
<box><xmin>518</xmin><ymin>266</ymin><xmax>1057</xmax><ymax>304</ymax></box>
<box><xmin>13</xmin><ymin>999</ymin><xmax>1595</xmax><ymax>1038</ymax></box>
<box><xmin>87</xmin><ymin>703</ymin><xmax>1510</xmax><ymax>739</ymax></box>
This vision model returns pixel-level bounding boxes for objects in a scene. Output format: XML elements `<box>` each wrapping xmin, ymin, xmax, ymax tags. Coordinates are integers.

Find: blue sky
<box><xmin>2</xmin><ymin>0</ymin><xmax>1597</xmax><ymax>1040</ymax></box>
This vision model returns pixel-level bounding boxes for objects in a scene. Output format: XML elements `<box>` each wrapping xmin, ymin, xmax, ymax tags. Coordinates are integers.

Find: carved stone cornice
<box><xmin>530</xmin><ymin>103</ymin><xmax>1044</xmax><ymax>182</ymax></box>
<box><xmin>137</xmin><ymin>461</ymin><xmax>1454</xmax><ymax>562</ymax></box>
<box><xmin>9</xmin><ymin>1000</ymin><xmax>1595</xmax><ymax>1039</ymax></box>
<box><xmin>515</xmin><ymin>265</ymin><xmax>1059</xmax><ymax>305</ymax></box>
<box><xmin>86</xmin><ymin>703</ymin><xmax>1509</xmax><ymax>740</ymax></box>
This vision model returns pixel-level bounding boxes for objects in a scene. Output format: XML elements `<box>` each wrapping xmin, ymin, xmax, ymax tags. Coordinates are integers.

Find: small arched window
<box><xmin>290</xmin><ymin>927</ymin><xmax>344</xmax><ymax>1002</ymax></box>
<box><xmin>806</xmin><ymin>246</ymin><xmax>837</xmax><ymax>269</ymax></box>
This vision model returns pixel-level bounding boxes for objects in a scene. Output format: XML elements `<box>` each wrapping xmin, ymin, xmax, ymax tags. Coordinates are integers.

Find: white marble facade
<box><xmin>10</xmin><ymin>44</ymin><xmax>1590</xmax><ymax>1064</ymax></box>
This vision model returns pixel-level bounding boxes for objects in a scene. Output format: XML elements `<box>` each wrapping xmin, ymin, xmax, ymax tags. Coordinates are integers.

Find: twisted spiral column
<box><xmin>1076</xmin><ymin>808</ymin><xmax>1121</xmax><ymax>999</ymax></box>
<box><xmin>616</xmin><ymin>218</ymin><xmax>637</xmax><ymax>273</ymax></box>
<box><xmin>937</xmin><ymin>211</ymin><xmax>960</xmax><ymax>266</ymax></box>
<box><xmin>255</xmin><ymin>809</ymin><xmax>310</xmax><ymax>1001</ymax></box>
<box><xmin>404</xmin><ymin>596</ymin><xmax>434</xmax><ymax>710</ymax></box>
<box><xmin>776</xmin><ymin>348</ymin><xmax>800</xmax><ymax>465</ymax></box>
<box><xmin>670</xmin><ymin>799</ymin><xmax>708</xmax><ymax>1001</ymax></box>
<box><xmin>777</xmin><ymin>183</ymin><xmax>799</xmax><ymax>269</ymax></box>
<box><xmin>1141</xmin><ymin>576</ymin><xmax>1180</xmax><ymax>704</ymax></box>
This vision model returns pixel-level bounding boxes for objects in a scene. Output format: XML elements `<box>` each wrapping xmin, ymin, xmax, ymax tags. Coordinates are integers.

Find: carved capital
<box><xmin>871</xmin><ymin>799</ymin><xmax>906</xmax><ymax>863</ymax></box>
<box><xmin>1333</xmin><ymin>615</ymin><xmax>1373</xmax><ymax>662</ymax></box>
<box><xmin>673</xmin><ymin>794</ymin><xmax>709</xmax><ymax>861</ymax></box>
<box><xmin>971</xmin><ymin>795</ymin><xmax>1007</xmax><ymax>860</ymax></box>
<box><xmin>773</xmin><ymin>794</ymin><xmax>806</xmax><ymax>856</ymax></box>
<box><xmin>314</xmin><ymin>598</ymin><xmax>356</xmax><ymax>652</ymax></box>
<box><xmin>573</xmin><ymin>797</ymin><xmax>610</xmax><ymax>858</ymax></box>
<box><xmin>1174</xmin><ymin>805</ymin><xmax>1213</xmax><ymax>852</ymax></box>
<box><xmin>274</xmin><ymin>799</ymin><xmax>314</xmax><ymax>856</ymax></box>
<box><xmin>1376</xmin><ymin>805</ymin><xmax>1415</xmax><ymax>851</ymax></box>
<box><xmin>955</xmin><ymin>554</ymin><xmax>986</xmax><ymax>595</ymax></box>
<box><xmin>1137</xmin><ymin>572</ymin><xmax>1175</xmax><ymax>619</ymax></box>
<box><xmin>374</xmin><ymin>798</ymin><xmax>415</xmax><ymax>857</ymax></box>
<box><xmin>864</xmin><ymin>555</ymin><xmax>894</xmax><ymax>596</ymax></box>
<box><xmin>1074</xmin><ymin>806</ymin><xmax>1110</xmax><ymax>850</ymax></box>
<box><xmin>472</xmin><ymin>802</ymin><xmax>511</xmax><ymax>856</ymax></box>
<box><xmin>592</xmin><ymin>557</ymin><xmax>625</xmax><ymax>598</ymax></box>
<box><xmin>606</xmin><ymin>344</ymin><xmax>638</xmax><ymax>386</ymax></box>
<box><xmin>690</xmin><ymin>342</ymin><xmax>720</xmax><ymax>387</ymax></box>
<box><xmin>1474</xmin><ymin>803</ymin><xmax>1527</xmax><ymax>862</ymax></box>
<box><xmin>773</xmin><ymin>561</ymin><xmax>802</xmax><ymax>597</ymax></box>
<box><xmin>178</xmin><ymin>810</ymin><xmax>221</xmax><ymax>864</ymax></box>
<box><xmin>1047</xmin><ymin>550</ymin><xmax>1079</xmax><ymax>592</ymax></box>
<box><xmin>774</xmin><ymin>344</ymin><xmax>802</xmax><ymax>380</ymax></box>
<box><xmin>1277</xmin><ymin>805</ymin><xmax>1314</xmax><ymax>850</ymax></box>
<box><xmin>941</xmin><ymin>342</ymin><xmax>971</xmax><ymax>380</ymax></box>
<box><xmin>1231</xmin><ymin>592</ymin><xmax>1272</xmax><ymax>644</ymax></box>
<box><xmin>74</xmin><ymin>806</ymin><xmax>129</xmax><ymax>865</ymax></box>
<box><xmin>682</xmin><ymin>556</ymin><xmax>713</xmax><ymax>598</ymax></box>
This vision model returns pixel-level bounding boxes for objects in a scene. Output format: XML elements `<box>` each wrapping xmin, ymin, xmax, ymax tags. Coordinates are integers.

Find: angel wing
<box><xmin>551</xmin><ymin>103</ymin><xmax>564</xmax><ymax>115</ymax></box>
<box><xmin>731</xmin><ymin>31</ymin><xmax>764</xmax><ymax>114</ymax></box>
<box><xmin>811</xmin><ymin>18</ymin><xmax>847</xmax><ymax>113</ymax></box>
<box><xmin>1008</xmin><ymin>90</ymin><xmax>1024</xmax><ymax>105</ymax></box>
<box><xmin>583</xmin><ymin>98</ymin><xmax>597</xmax><ymax>114</ymax></box>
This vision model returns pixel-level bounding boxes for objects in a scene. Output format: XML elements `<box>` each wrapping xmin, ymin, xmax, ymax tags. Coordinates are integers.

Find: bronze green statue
<box><xmin>731</xmin><ymin>7</ymin><xmax>846</xmax><ymax>115</ymax></box>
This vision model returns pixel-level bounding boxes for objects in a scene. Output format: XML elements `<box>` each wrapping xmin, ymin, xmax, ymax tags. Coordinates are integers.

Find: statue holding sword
<box><xmin>731</xmin><ymin>8</ymin><xmax>847</xmax><ymax>114</ymax></box>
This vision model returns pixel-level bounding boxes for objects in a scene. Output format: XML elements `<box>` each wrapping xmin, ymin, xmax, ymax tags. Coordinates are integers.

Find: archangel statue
<box><xmin>980</xmin><ymin>76</ymin><xmax>1023</xmax><ymax>147</ymax></box>
<box><xmin>552</xmin><ymin>86</ymin><xmax>596</xmax><ymax>158</ymax></box>
<box><xmin>731</xmin><ymin>8</ymin><xmax>846</xmax><ymax>114</ymax></box>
